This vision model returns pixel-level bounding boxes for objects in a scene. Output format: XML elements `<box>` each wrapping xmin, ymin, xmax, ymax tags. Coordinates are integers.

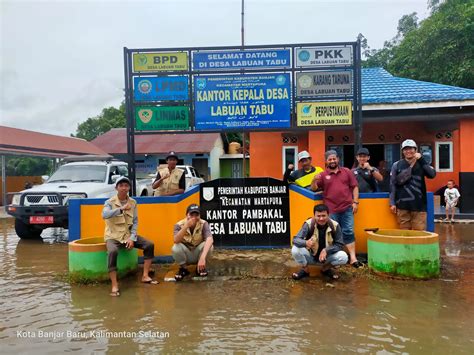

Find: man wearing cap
<box><xmin>311</xmin><ymin>150</ymin><xmax>362</xmax><ymax>268</ymax></box>
<box><xmin>152</xmin><ymin>151</ymin><xmax>185</xmax><ymax>196</ymax></box>
<box><xmin>352</xmin><ymin>147</ymin><xmax>383</xmax><ymax>193</ymax></box>
<box><xmin>102</xmin><ymin>176</ymin><xmax>158</xmax><ymax>297</ymax></box>
<box><xmin>172</xmin><ymin>204</ymin><xmax>214</xmax><ymax>280</ymax></box>
<box><xmin>390</xmin><ymin>139</ymin><xmax>436</xmax><ymax>230</ymax></box>
<box><xmin>283</xmin><ymin>150</ymin><xmax>324</xmax><ymax>189</ymax></box>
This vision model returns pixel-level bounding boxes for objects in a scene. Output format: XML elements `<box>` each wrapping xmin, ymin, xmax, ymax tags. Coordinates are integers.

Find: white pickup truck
<box><xmin>6</xmin><ymin>155</ymin><xmax>152</xmax><ymax>239</ymax></box>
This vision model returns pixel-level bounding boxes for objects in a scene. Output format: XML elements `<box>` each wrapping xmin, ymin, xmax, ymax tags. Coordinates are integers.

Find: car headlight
<box><xmin>62</xmin><ymin>193</ymin><xmax>87</xmax><ymax>205</ymax></box>
<box><xmin>11</xmin><ymin>194</ymin><xmax>21</xmax><ymax>205</ymax></box>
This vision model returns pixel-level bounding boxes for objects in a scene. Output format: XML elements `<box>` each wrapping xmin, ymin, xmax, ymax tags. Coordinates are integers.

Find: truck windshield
<box><xmin>48</xmin><ymin>165</ymin><xmax>107</xmax><ymax>183</ymax></box>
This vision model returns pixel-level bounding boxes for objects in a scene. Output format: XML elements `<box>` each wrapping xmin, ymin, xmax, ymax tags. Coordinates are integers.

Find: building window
<box><xmin>282</xmin><ymin>146</ymin><xmax>298</xmax><ymax>174</ymax></box>
<box><xmin>435</xmin><ymin>142</ymin><xmax>453</xmax><ymax>172</ymax></box>
<box><xmin>231</xmin><ymin>161</ymin><xmax>242</xmax><ymax>178</ymax></box>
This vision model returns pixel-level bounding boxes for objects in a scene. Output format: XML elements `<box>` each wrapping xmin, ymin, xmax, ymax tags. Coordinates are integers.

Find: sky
<box><xmin>0</xmin><ymin>0</ymin><xmax>430</xmax><ymax>137</ymax></box>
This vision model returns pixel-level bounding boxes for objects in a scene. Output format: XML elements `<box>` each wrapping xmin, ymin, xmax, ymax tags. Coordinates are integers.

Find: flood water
<box><xmin>1</xmin><ymin>218</ymin><xmax>473</xmax><ymax>353</ymax></box>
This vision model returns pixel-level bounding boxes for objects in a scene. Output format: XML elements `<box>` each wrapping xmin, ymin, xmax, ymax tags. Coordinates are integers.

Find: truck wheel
<box><xmin>15</xmin><ymin>219</ymin><xmax>43</xmax><ymax>239</ymax></box>
<box><xmin>140</xmin><ymin>190</ymin><xmax>147</xmax><ymax>196</ymax></box>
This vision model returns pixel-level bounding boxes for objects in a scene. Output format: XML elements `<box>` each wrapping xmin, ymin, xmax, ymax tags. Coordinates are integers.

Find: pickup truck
<box><xmin>6</xmin><ymin>155</ymin><xmax>152</xmax><ymax>239</ymax></box>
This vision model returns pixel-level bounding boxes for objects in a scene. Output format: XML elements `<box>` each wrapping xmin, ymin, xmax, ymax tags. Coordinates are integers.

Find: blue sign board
<box><xmin>192</xmin><ymin>49</ymin><xmax>291</xmax><ymax>70</ymax></box>
<box><xmin>194</xmin><ymin>74</ymin><xmax>291</xmax><ymax>130</ymax></box>
<box><xmin>133</xmin><ymin>76</ymin><xmax>188</xmax><ymax>101</ymax></box>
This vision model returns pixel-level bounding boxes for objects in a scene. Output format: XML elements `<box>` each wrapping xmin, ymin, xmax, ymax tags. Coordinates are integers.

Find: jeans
<box><xmin>330</xmin><ymin>207</ymin><xmax>355</xmax><ymax>244</ymax></box>
<box><xmin>291</xmin><ymin>246</ymin><xmax>348</xmax><ymax>267</ymax></box>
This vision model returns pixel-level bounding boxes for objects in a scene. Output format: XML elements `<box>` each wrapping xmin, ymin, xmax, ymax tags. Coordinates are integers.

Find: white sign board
<box><xmin>295</xmin><ymin>46</ymin><xmax>353</xmax><ymax>67</ymax></box>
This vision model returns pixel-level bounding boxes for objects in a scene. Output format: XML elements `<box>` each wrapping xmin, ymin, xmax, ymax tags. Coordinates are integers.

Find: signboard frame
<box><xmin>123</xmin><ymin>41</ymin><xmax>362</xmax><ymax>193</ymax></box>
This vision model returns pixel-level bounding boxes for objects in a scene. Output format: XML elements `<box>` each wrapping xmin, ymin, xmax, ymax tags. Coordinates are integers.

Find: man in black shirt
<box><xmin>291</xmin><ymin>204</ymin><xmax>348</xmax><ymax>280</ymax></box>
<box><xmin>352</xmin><ymin>147</ymin><xmax>383</xmax><ymax>193</ymax></box>
<box><xmin>390</xmin><ymin>139</ymin><xmax>436</xmax><ymax>230</ymax></box>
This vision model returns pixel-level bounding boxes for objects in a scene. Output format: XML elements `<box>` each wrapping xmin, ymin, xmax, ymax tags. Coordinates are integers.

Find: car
<box><xmin>178</xmin><ymin>165</ymin><xmax>206</xmax><ymax>190</ymax></box>
<box><xmin>6</xmin><ymin>155</ymin><xmax>151</xmax><ymax>239</ymax></box>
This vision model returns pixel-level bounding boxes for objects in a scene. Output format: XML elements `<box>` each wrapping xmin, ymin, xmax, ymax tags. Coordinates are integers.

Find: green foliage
<box><xmin>362</xmin><ymin>0</ymin><xmax>473</xmax><ymax>88</ymax></box>
<box><xmin>73</xmin><ymin>102</ymin><xmax>126</xmax><ymax>141</ymax></box>
<box><xmin>389</xmin><ymin>0</ymin><xmax>473</xmax><ymax>88</ymax></box>
<box><xmin>7</xmin><ymin>157</ymin><xmax>53</xmax><ymax>176</ymax></box>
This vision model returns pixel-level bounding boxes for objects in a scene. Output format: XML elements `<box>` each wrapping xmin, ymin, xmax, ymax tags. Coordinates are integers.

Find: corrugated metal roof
<box><xmin>0</xmin><ymin>125</ymin><xmax>108</xmax><ymax>157</ymax></box>
<box><xmin>362</xmin><ymin>68</ymin><xmax>474</xmax><ymax>104</ymax></box>
<box><xmin>92</xmin><ymin>128</ymin><xmax>221</xmax><ymax>154</ymax></box>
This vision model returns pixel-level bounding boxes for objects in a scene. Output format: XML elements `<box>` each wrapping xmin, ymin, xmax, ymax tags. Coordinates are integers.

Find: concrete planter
<box><xmin>367</xmin><ymin>229</ymin><xmax>440</xmax><ymax>279</ymax></box>
<box><xmin>68</xmin><ymin>237</ymin><xmax>138</xmax><ymax>282</ymax></box>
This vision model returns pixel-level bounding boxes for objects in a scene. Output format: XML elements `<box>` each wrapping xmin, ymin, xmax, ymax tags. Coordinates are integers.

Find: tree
<box><xmin>362</xmin><ymin>12</ymin><xmax>419</xmax><ymax>68</ymax></box>
<box><xmin>7</xmin><ymin>157</ymin><xmax>52</xmax><ymax>176</ymax></box>
<box><xmin>389</xmin><ymin>0</ymin><xmax>473</xmax><ymax>88</ymax></box>
<box><xmin>73</xmin><ymin>102</ymin><xmax>126</xmax><ymax>141</ymax></box>
<box><xmin>363</xmin><ymin>0</ymin><xmax>473</xmax><ymax>89</ymax></box>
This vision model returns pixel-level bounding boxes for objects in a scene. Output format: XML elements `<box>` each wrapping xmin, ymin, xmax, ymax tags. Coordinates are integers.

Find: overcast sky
<box><xmin>1</xmin><ymin>0</ymin><xmax>430</xmax><ymax>137</ymax></box>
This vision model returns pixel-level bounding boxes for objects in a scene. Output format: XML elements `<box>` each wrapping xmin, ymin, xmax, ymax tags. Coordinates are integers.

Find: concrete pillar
<box><xmin>308</xmin><ymin>130</ymin><xmax>326</xmax><ymax>170</ymax></box>
<box><xmin>459</xmin><ymin>119</ymin><xmax>474</xmax><ymax>212</ymax></box>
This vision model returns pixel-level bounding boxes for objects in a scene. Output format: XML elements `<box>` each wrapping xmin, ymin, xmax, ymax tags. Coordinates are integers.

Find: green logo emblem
<box><xmin>138</xmin><ymin>55</ymin><xmax>147</xmax><ymax>65</ymax></box>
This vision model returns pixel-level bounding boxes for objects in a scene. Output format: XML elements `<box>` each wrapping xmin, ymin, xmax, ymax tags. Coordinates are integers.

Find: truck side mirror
<box><xmin>41</xmin><ymin>175</ymin><xmax>49</xmax><ymax>183</ymax></box>
<box><xmin>110</xmin><ymin>175</ymin><xmax>121</xmax><ymax>184</ymax></box>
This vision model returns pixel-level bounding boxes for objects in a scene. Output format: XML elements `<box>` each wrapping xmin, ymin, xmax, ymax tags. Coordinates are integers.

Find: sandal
<box><xmin>175</xmin><ymin>267</ymin><xmax>190</xmax><ymax>281</ymax></box>
<box><xmin>351</xmin><ymin>260</ymin><xmax>363</xmax><ymax>268</ymax></box>
<box><xmin>196</xmin><ymin>269</ymin><xmax>209</xmax><ymax>277</ymax></box>
<box><xmin>142</xmin><ymin>279</ymin><xmax>159</xmax><ymax>284</ymax></box>
<box><xmin>322</xmin><ymin>269</ymin><xmax>340</xmax><ymax>280</ymax></box>
<box><xmin>109</xmin><ymin>289</ymin><xmax>120</xmax><ymax>297</ymax></box>
<box><xmin>292</xmin><ymin>269</ymin><xmax>310</xmax><ymax>280</ymax></box>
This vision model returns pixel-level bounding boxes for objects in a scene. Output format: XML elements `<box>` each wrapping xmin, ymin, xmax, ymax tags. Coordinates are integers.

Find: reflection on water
<box><xmin>1</xmin><ymin>219</ymin><xmax>474</xmax><ymax>353</ymax></box>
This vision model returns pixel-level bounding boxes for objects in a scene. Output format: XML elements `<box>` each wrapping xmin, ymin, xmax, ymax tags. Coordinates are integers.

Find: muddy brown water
<box><xmin>1</xmin><ymin>219</ymin><xmax>473</xmax><ymax>353</ymax></box>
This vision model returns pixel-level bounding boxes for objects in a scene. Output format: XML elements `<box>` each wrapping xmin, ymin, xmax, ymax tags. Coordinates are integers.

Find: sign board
<box><xmin>133</xmin><ymin>76</ymin><xmax>189</xmax><ymax>101</ymax></box>
<box><xmin>295</xmin><ymin>46</ymin><xmax>353</xmax><ymax>67</ymax></box>
<box><xmin>135</xmin><ymin>106</ymin><xmax>190</xmax><ymax>131</ymax></box>
<box><xmin>200</xmin><ymin>178</ymin><xmax>290</xmax><ymax>247</ymax></box>
<box><xmin>192</xmin><ymin>49</ymin><xmax>291</xmax><ymax>70</ymax></box>
<box><xmin>296</xmin><ymin>101</ymin><xmax>352</xmax><ymax>127</ymax></box>
<box><xmin>296</xmin><ymin>70</ymin><xmax>352</xmax><ymax>97</ymax></box>
<box><xmin>133</xmin><ymin>52</ymin><xmax>188</xmax><ymax>72</ymax></box>
<box><xmin>194</xmin><ymin>74</ymin><xmax>291</xmax><ymax>130</ymax></box>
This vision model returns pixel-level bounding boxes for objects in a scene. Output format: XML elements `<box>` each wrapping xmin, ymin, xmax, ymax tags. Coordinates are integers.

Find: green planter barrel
<box><xmin>69</xmin><ymin>237</ymin><xmax>138</xmax><ymax>282</ymax></box>
<box><xmin>367</xmin><ymin>229</ymin><xmax>440</xmax><ymax>279</ymax></box>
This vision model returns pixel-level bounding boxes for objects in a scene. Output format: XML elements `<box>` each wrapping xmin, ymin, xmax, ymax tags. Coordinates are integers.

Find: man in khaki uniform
<box><xmin>152</xmin><ymin>151</ymin><xmax>185</xmax><ymax>196</ymax></box>
<box><xmin>102</xmin><ymin>177</ymin><xmax>158</xmax><ymax>297</ymax></box>
<box><xmin>172</xmin><ymin>204</ymin><xmax>214</xmax><ymax>280</ymax></box>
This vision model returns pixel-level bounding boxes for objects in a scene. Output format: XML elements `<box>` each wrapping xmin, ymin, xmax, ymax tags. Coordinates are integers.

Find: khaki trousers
<box><xmin>397</xmin><ymin>209</ymin><xmax>427</xmax><ymax>231</ymax></box>
<box><xmin>171</xmin><ymin>242</ymin><xmax>213</xmax><ymax>266</ymax></box>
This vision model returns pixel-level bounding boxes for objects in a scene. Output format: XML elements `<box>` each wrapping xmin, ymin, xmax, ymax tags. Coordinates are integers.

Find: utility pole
<box><xmin>241</xmin><ymin>0</ymin><xmax>246</xmax><ymax>178</ymax></box>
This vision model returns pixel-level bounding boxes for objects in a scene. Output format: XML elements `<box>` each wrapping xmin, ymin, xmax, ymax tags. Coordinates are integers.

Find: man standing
<box><xmin>291</xmin><ymin>204</ymin><xmax>348</xmax><ymax>280</ymax></box>
<box><xmin>390</xmin><ymin>139</ymin><xmax>436</xmax><ymax>230</ymax></box>
<box><xmin>172</xmin><ymin>204</ymin><xmax>214</xmax><ymax>280</ymax></box>
<box><xmin>102</xmin><ymin>177</ymin><xmax>158</xmax><ymax>297</ymax></box>
<box><xmin>311</xmin><ymin>150</ymin><xmax>362</xmax><ymax>268</ymax></box>
<box><xmin>152</xmin><ymin>151</ymin><xmax>185</xmax><ymax>196</ymax></box>
<box><xmin>352</xmin><ymin>147</ymin><xmax>383</xmax><ymax>193</ymax></box>
<box><xmin>283</xmin><ymin>150</ymin><xmax>323</xmax><ymax>189</ymax></box>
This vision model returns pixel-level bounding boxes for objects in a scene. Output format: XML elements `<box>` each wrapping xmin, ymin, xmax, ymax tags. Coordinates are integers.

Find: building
<box><xmin>91</xmin><ymin>129</ymin><xmax>224</xmax><ymax>180</ymax></box>
<box><xmin>250</xmin><ymin>68</ymin><xmax>474</xmax><ymax>212</ymax></box>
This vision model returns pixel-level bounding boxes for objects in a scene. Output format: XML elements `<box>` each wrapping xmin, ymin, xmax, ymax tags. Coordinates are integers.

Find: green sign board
<box><xmin>135</xmin><ymin>106</ymin><xmax>190</xmax><ymax>131</ymax></box>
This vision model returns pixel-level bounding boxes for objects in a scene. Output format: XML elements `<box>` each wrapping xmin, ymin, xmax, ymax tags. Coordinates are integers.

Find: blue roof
<box><xmin>362</xmin><ymin>68</ymin><xmax>474</xmax><ymax>105</ymax></box>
